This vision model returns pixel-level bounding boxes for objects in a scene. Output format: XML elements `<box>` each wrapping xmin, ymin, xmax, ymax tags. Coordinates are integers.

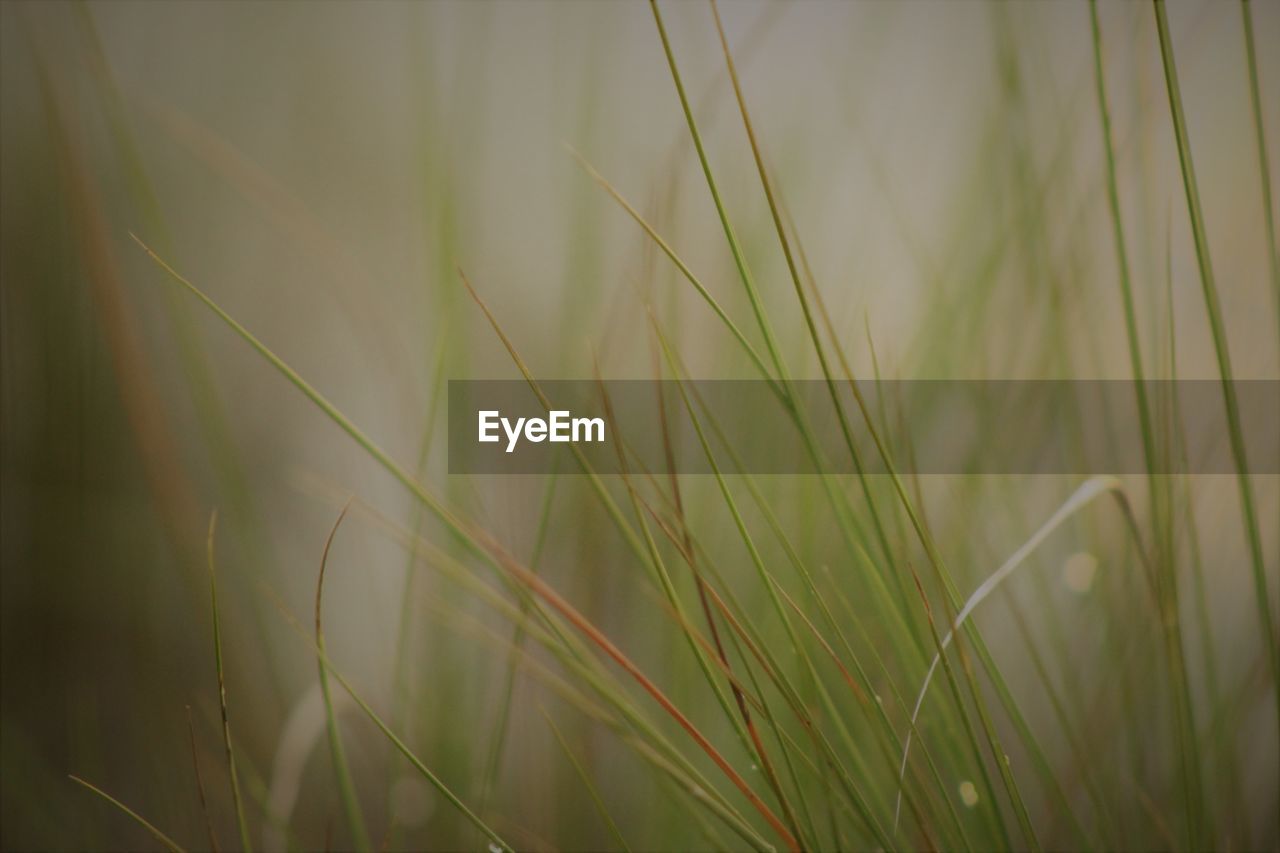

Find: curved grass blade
<box><xmin>273</xmin><ymin>597</ymin><xmax>515</xmax><ymax>853</ymax></box>
<box><xmin>69</xmin><ymin>775</ymin><xmax>186</xmax><ymax>853</ymax></box>
<box><xmin>277</xmin><ymin>539</ymin><xmax>778</xmax><ymax>853</ymax></box>
<box><xmin>185</xmin><ymin>706</ymin><xmax>219</xmax><ymax>853</ymax></box>
<box><xmin>206</xmin><ymin>513</ymin><xmax>253</xmax><ymax>853</ymax></box>
<box><xmin>132</xmin><ymin>234</ymin><xmax>492</xmax><ymax>574</ymax></box>
<box><xmin>893</xmin><ymin>477</ymin><xmax>1124</xmax><ymax>831</ymax></box>
<box><xmin>315</xmin><ymin>501</ymin><xmax>372</xmax><ymax>852</ymax></box>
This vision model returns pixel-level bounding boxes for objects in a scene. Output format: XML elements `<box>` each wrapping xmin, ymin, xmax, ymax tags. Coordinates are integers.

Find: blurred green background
<box><xmin>2</xmin><ymin>2</ymin><xmax>1277</xmax><ymax>851</ymax></box>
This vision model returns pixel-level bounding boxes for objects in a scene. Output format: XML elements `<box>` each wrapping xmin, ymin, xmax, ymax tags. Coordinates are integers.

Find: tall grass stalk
<box><xmin>1163</xmin><ymin>255</ymin><xmax>1248</xmax><ymax>845</ymax></box>
<box><xmin>705</xmin><ymin>0</ymin><xmax>897</xmax><ymax>580</ymax></box>
<box><xmin>1152</xmin><ymin>0</ymin><xmax>1280</xmax><ymax>745</ymax></box>
<box><xmin>599</xmin><ymin>369</ymin><xmax>812</xmax><ymax>848</ymax></box>
<box><xmin>477</xmin><ymin>463</ymin><xmax>560</xmax><ymax>821</ymax></box>
<box><xmin>1239</xmin><ymin>0</ymin><xmax>1280</xmax><ymax>343</ymax></box>
<box><xmin>1088</xmin><ymin>4</ymin><xmax>1204</xmax><ymax>843</ymax></box>
<box><xmin>184</xmin><ymin>706</ymin><xmax>219</xmax><ymax>853</ymax></box>
<box><xmin>648</xmin><ymin>0</ymin><xmax>788</xmax><ymax>386</ymax></box>
<box><xmin>314</xmin><ymin>501</ymin><xmax>373</xmax><ymax>853</ymax></box>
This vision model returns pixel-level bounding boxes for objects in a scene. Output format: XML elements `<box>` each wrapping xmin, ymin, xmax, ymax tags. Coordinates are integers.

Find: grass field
<box><xmin>1</xmin><ymin>2</ymin><xmax>1277</xmax><ymax>850</ymax></box>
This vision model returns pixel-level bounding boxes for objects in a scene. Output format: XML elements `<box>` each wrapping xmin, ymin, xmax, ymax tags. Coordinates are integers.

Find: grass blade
<box><xmin>893</xmin><ymin>477</ymin><xmax>1125</xmax><ymax>831</ymax></box>
<box><xmin>1239</xmin><ymin>0</ymin><xmax>1280</xmax><ymax>343</ymax></box>
<box><xmin>315</xmin><ymin>501</ymin><xmax>373</xmax><ymax>853</ymax></box>
<box><xmin>69</xmin><ymin>775</ymin><xmax>186</xmax><ymax>853</ymax></box>
<box><xmin>649</xmin><ymin>0</ymin><xmax>789</xmax><ymax>385</ymax></box>
<box><xmin>267</xmin><ymin>591</ymin><xmax>514</xmax><ymax>853</ymax></box>
<box><xmin>1152</xmin><ymin>0</ymin><xmax>1280</xmax><ymax>744</ymax></box>
<box><xmin>206</xmin><ymin>513</ymin><xmax>253</xmax><ymax>853</ymax></box>
<box><xmin>542</xmin><ymin>709</ymin><xmax>633</xmax><ymax>853</ymax></box>
<box><xmin>185</xmin><ymin>706</ymin><xmax>219</xmax><ymax>853</ymax></box>
<box><xmin>568</xmin><ymin>148</ymin><xmax>781</xmax><ymax>397</ymax></box>
<box><xmin>476</xmin><ymin>460</ymin><xmax>562</xmax><ymax>830</ymax></box>
<box><xmin>1089</xmin><ymin>5</ymin><xmax>1204</xmax><ymax>842</ymax></box>
<box><xmin>706</xmin><ymin>0</ymin><xmax>897</xmax><ymax>575</ymax></box>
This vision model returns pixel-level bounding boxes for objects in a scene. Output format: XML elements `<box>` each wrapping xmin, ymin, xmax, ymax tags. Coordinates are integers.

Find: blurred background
<box><xmin>2</xmin><ymin>1</ymin><xmax>1277</xmax><ymax>850</ymax></box>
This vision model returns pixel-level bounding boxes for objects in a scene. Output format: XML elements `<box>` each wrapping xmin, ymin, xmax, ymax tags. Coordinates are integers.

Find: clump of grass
<box><xmin>10</xmin><ymin>2</ymin><xmax>1278</xmax><ymax>850</ymax></box>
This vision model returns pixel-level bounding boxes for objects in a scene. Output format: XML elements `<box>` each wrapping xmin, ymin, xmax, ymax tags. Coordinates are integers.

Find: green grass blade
<box><xmin>1239</xmin><ymin>0</ymin><xmax>1280</xmax><ymax>344</ymax></box>
<box><xmin>893</xmin><ymin>478</ymin><xmax>1123</xmax><ymax>833</ymax></box>
<box><xmin>1152</xmin><ymin>0</ymin><xmax>1280</xmax><ymax>745</ymax></box>
<box><xmin>271</xmin><ymin>595</ymin><xmax>514</xmax><ymax>852</ymax></box>
<box><xmin>569</xmin><ymin>148</ymin><xmax>782</xmax><ymax>397</ymax></box>
<box><xmin>1089</xmin><ymin>5</ymin><xmax>1204</xmax><ymax>842</ymax></box>
<box><xmin>648</xmin><ymin>0</ymin><xmax>789</xmax><ymax>384</ymax></box>
<box><xmin>477</xmin><ymin>463</ymin><xmax>560</xmax><ymax>820</ymax></box>
<box><xmin>69</xmin><ymin>775</ymin><xmax>186</xmax><ymax>853</ymax></box>
<box><xmin>542</xmin><ymin>709</ymin><xmax>633</xmax><ymax>853</ymax></box>
<box><xmin>184</xmin><ymin>706</ymin><xmax>220</xmax><ymax>853</ymax></box>
<box><xmin>315</xmin><ymin>501</ymin><xmax>373</xmax><ymax>853</ymax></box>
<box><xmin>1164</xmin><ymin>258</ymin><xmax>1248</xmax><ymax>845</ymax></box>
<box><xmin>206</xmin><ymin>513</ymin><xmax>253</xmax><ymax>853</ymax></box>
<box><xmin>706</xmin><ymin>0</ymin><xmax>897</xmax><ymax>574</ymax></box>
<box><xmin>1087</xmin><ymin>0</ymin><xmax>1156</xmax><ymax>471</ymax></box>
